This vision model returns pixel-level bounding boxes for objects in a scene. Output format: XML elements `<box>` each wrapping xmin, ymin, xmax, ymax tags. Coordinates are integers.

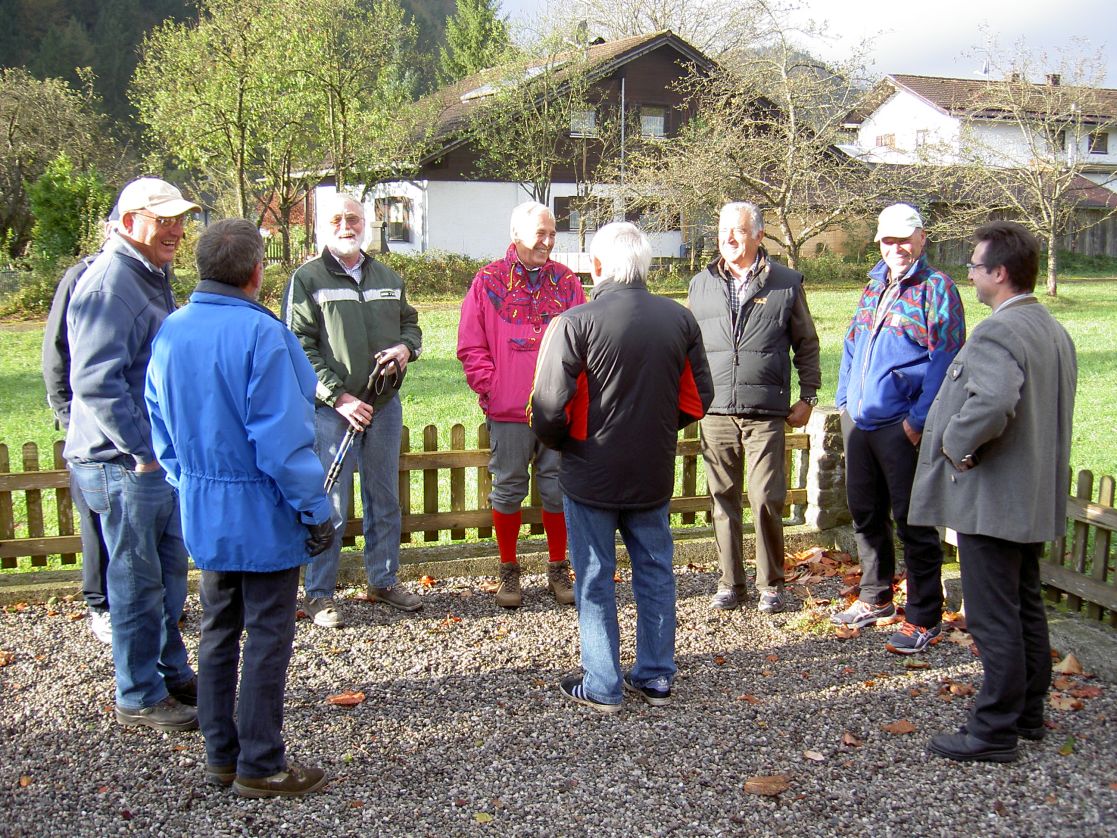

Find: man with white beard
<box><xmin>283</xmin><ymin>192</ymin><xmax>423</xmax><ymax>627</ymax></box>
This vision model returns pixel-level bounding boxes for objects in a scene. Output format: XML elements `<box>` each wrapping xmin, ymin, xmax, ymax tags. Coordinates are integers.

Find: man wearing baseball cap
<box><xmin>65</xmin><ymin>177</ymin><xmax>202</xmax><ymax>732</ymax></box>
<box><xmin>832</xmin><ymin>203</ymin><xmax>966</xmax><ymax>655</ymax></box>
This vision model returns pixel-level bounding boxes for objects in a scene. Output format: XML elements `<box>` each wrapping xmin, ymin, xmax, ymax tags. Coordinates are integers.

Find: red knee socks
<box><xmin>541</xmin><ymin>509</ymin><xmax>568</xmax><ymax>564</ymax></box>
<box><xmin>492</xmin><ymin>509</ymin><xmax>522</xmax><ymax>564</ymax></box>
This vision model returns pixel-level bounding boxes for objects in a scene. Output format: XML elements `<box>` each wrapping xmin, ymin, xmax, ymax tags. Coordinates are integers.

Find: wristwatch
<box><xmin>802</xmin><ymin>395</ymin><xmax>819</xmax><ymax>406</ymax></box>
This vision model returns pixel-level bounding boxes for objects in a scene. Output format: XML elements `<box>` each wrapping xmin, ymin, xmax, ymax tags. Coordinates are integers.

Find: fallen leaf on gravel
<box><xmin>67</xmin><ymin>612</ymin><xmax>83</xmax><ymax>622</ymax></box>
<box><xmin>803</xmin><ymin>750</ymin><xmax>825</xmax><ymax>762</ymax></box>
<box><xmin>908</xmin><ymin>687</ymin><xmax>924</xmax><ymax>697</ymax></box>
<box><xmin>474</xmin><ymin>812</ymin><xmax>494</xmax><ymax>824</ymax></box>
<box><xmin>943</xmin><ymin>610</ymin><xmax>966</xmax><ymax>628</ymax></box>
<box><xmin>613</xmin><ymin>572</ymin><xmax>622</xmax><ymax>583</ymax></box>
<box><xmin>942</xmin><ymin>629</ymin><xmax>975</xmax><ymax>647</ymax></box>
<box><xmin>841</xmin><ymin>732</ymin><xmax>863</xmax><ymax>747</ymax></box>
<box><xmin>19</xmin><ymin>776</ymin><xmax>32</xmax><ymax>787</ymax></box>
<box><xmin>766</xmin><ymin>654</ymin><xmax>780</xmax><ymax>663</ymax></box>
<box><xmin>881</xmin><ymin>719</ymin><xmax>916</xmax><ymax>735</ymax></box>
<box><xmin>713</xmin><ymin>655</ymin><xmax>727</xmax><ymax>666</ymax></box>
<box><xmin>744</xmin><ymin>775</ymin><xmax>792</xmax><ymax>796</ymax></box>
<box><xmin>1044</xmin><ymin>794</ymin><xmax>1057</xmax><ymax>804</ymax></box>
<box><xmin>1109</xmin><ymin>782</ymin><xmax>1117</xmax><ymax>791</ymax></box>
<box><xmin>904</xmin><ymin>658</ymin><xmax>931</xmax><ymax>670</ymax></box>
<box><xmin>949</xmin><ymin>682</ymin><xmax>976</xmax><ymax>696</ymax></box>
<box><xmin>737</xmin><ymin>694</ymin><xmax>761</xmax><ymax>704</ymax></box>
<box><xmin>479</xmin><ymin>579</ymin><xmax>500</xmax><ymax>593</ymax></box>
<box><xmin>1070</xmin><ymin>686</ymin><xmax>1102</xmax><ymax>699</ymax></box>
<box><xmin>841</xmin><ymin>666</ymin><xmax>855</xmax><ymax>676</ymax></box>
<box><xmin>761</xmin><ymin>669</ymin><xmax>774</xmax><ymax>677</ymax></box>
<box><xmin>295</xmin><ymin>610</ymin><xmax>308</xmax><ymax>621</ymax></box>
<box><xmin>834</xmin><ymin>626</ymin><xmax>861</xmax><ymax>640</ymax></box>
<box><xmin>11</xmin><ymin>602</ymin><xmax>29</xmax><ymax>612</ymax></box>
<box><xmin>1053</xmin><ymin>653</ymin><xmax>1084</xmax><ymax>675</ymax></box>
<box><xmin>877</xmin><ymin>613</ymin><xmax>904</xmax><ymax>627</ymax></box>
<box><xmin>98</xmin><ymin>786</ymin><xmax>110</xmax><ymax>793</ymax></box>
<box><xmin>1049</xmin><ymin>692</ymin><xmax>1084</xmax><ymax>712</ymax></box>
<box><xmin>1058</xmin><ymin>736</ymin><xmax>1076</xmax><ymax>756</ymax></box>
<box><xmin>350</xmin><ymin>800</ymin><xmax>365</xmax><ymax>808</ymax></box>
<box><xmin>419</xmin><ymin>575</ymin><xmax>437</xmax><ymax>589</ymax></box>
<box><xmin>992</xmin><ymin>800</ymin><xmax>1007</xmax><ymax>817</ymax></box>
<box><xmin>327</xmin><ymin>690</ymin><xmax>366</xmax><ymax>707</ymax></box>
<box><xmin>0</xmin><ymin>650</ymin><xmax>15</xmax><ymax>667</ymax></box>
<box><xmin>1053</xmin><ymin>676</ymin><xmax>1074</xmax><ymax>690</ymax></box>
<box><xmin>46</xmin><ymin>610</ymin><xmax>59</xmax><ymax>617</ymax></box>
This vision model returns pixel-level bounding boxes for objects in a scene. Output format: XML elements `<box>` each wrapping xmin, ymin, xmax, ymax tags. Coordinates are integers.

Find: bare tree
<box><xmin>923</xmin><ymin>43</ymin><xmax>1117</xmax><ymax>296</ymax></box>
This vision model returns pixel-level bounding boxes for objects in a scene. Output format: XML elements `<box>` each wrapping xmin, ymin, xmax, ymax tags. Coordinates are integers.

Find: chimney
<box><xmin>1046</xmin><ymin>73</ymin><xmax>1061</xmax><ymax>86</ymax></box>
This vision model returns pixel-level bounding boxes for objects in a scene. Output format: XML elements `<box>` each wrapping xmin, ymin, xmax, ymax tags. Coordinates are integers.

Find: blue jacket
<box><xmin>145</xmin><ymin>282</ymin><xmax>332</xmax><ymax>572</ymax></box>
<box><xmin>836</xmin><ymin>255</ymin><xmax>965</xmax><ymax>432</ymax></box>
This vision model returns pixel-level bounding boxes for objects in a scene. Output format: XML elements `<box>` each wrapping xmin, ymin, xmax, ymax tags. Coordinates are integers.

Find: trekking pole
<box><xmin>323</xmin><ymin>354</ymin><xmax>402</xmax><ymax>492</ymax></box>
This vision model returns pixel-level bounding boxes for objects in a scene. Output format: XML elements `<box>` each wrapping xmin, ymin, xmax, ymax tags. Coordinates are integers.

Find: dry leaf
<box><xmin>881</xmin><ymin>719</ymin><xmax>916</xmax><ymax>735</ymax></box>
<box><xmin>19</xmin><ymin>776</ymin><xmax>32</xmax><ymax>788</ymax></box>
<box><xmin>479</xmin><ymin>579</ymin><xmax>501</xmax><ymax>593</ymax></box>
<box><xmin>904</xmin><ymin>658</ymin><xmax>931</xmax><ymax>670</ymax></box>
<box><xmin>419</xmin><ymin>575</ymin><xmax>437</xmax><ymax>589</ymax></box>
<box><xmin>943</xmin><ymin>630</ymin><xmax>975</xmax><ymax>647</ymax></box>
<box><xmin>0</xmin><ymin>650</ymin><xmax>15</xmax><ymax>667</ymax></box>
<box><xmin>841</xmin><ymin>666</ymin><xmax>855</xmax><ymax>676</ymax></box>
<box><xmin>765</xmin><ymin>654</ymin><xmax>780</xmax><ymax>663</ymax></box>
<box><xmin>350</xmin><ymin>800</ymin><xmax>365</xmax><ymax>809</ymax></box>
<box><xmin>744</xmin><ymin>775</ymin><xmax>792</xmax><ymax>796</ymax></box>
<box><xmin>1049</xmin><ymin>692</ymin><xmax>1084</xmax><ymax>712</ymax></box>
<box><xmin>474</xmin><ymin>813</ymin><xmax>494</xmax><ymax>824</ymax></box>
<box><xmin>1109</xmin><ymin>782</ymin><xmax>1117</xmax><ymax>791</ymax></box>
<box><xmin>1052</xmin><ymin>676</ymin><xmax>1074</xmax><ymax>690</ymax></box>
<box><xmin>834</xmin><ymin>626</ymin><xmax>861</xmax><ymax>640</ymax></box>
<box><xmin>908</xmin><ymin>687</ymin><xmax>924</xmax><ymax>698</ymax></box>
<box><xmin>713</xmin><ymin>655</ymin><xmax>727</xmax><ymax>666</ymax></box>
<box><xmin>949</xmin><ymin>682</ymin><xmax>976</xmax><ymax>696</ymax></box>
<box><xmin>327</xmin><ymin>690</ymin><xmax>366</xmax><ymax>707</ymax></box>
<box><xmin>295</xmin><ymin>609</ymin><xmax>308</xmax><ymax>621</ymax></box>
<box><xmin>1070</xmin><ymin>686</ymin><xmax>1102</xmax><ymax>699</ymax></box>
<box><xmin>803</xmin><ymin>750</ymin><xmax>825</xmax><ymax>762</ymax></box>
<box><xmin>1057</xmin><ymin>736</ymin><xmax>1076</xmax><ymax>756</ymax></box>
<box><xmin>1053</xmin><ymin>653</ymin><xmax>1084</xmax><ymax>675</ymax></box>
<box><xmin>737</xmin><ymin>694</ymin><xmax>761</xmax><ymax>704</ymax></box>
<box><xmin>67</xmin><ymin>612</ymin><xmax>83</xmax><ymax>622</ymax></box>
<box><xmin>841</xmin><ymin>731</ymin><xmax>863</xmax><ymax>747</ymax></box>
<box><xmin>98</xmin><ymin>785</ymin><xmax>110</xmax><ymax>794</ymax></box>
<box><xmin>46</xmin><ymin>610</ymin><xmax>59</xmax><ymax>617</ymax></box>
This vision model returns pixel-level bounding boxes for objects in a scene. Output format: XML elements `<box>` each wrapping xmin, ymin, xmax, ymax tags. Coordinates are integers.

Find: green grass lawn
<box><xmin>1</xmin><ymin>278</ymin><xmax>1114</xmax><ymax>568</ymax></box>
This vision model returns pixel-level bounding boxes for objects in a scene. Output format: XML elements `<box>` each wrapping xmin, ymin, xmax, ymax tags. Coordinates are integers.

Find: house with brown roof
<box><xmin>310</xmin><ymin>31</ymin><xmax>714</xmax><ymax>260</ymax></box>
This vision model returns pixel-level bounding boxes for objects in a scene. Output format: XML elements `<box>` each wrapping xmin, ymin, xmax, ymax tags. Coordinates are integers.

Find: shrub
<box><xmin>373</xmin><ymin>250</ymin><xmax>488</xmax><ymax>299</ymax></box>
<box><xmin>25</xmin><ymin>154</ymin><xmax>113</xmax><ymax>262</ymax></box>
<box><xmin>0</xmin><ymin>254</ymin><xmax>66</xmax><ymax>319</ymax></box>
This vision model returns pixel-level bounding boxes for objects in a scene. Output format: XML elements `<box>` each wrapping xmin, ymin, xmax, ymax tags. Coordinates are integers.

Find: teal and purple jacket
<box><xmin>836</xmin><ymin>255</ymin><xmax>965</xmax><ymax>432</ymax></box>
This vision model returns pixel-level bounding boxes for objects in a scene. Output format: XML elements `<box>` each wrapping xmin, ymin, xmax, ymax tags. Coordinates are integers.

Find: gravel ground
<box><xmin>2</xmin><ymin>563</ymin><xmax>1115</xmax><ymax>837</ymax></box>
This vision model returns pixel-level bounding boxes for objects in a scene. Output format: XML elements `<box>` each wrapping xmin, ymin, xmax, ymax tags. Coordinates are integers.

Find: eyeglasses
<box><xmin>328</xmin><ymin>213</ymin><xmax>363</xmax><ymax>227</ymax></box>
<box><xmin>965</xmin><ymin>261</ymin><xmax>991</xmax><ymax>271</ymax></box>
<box><xmin>134</xmin><ymin>212</ymin><xmax>187</xmax><ymax>229</ymax></box>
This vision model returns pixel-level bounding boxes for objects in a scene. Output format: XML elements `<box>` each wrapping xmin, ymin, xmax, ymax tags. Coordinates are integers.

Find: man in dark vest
<box><xmin>688</xmin><ymin>202</ymin><xmax>821</xmax><ymax>614</ymax></box>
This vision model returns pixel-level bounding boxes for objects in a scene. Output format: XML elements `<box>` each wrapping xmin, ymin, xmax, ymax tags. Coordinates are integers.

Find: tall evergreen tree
<box><xmin>438</xmin><ymin>0</ymin><xmax>512</xmax><ymax>85</ymax></box>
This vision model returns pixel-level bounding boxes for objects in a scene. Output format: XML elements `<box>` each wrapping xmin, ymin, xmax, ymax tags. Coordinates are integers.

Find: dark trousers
<box><xmin>841</xmin><ymin>415</ymin><xmax>943</xmax><ymax>627</ymax></box>
<box><xmin>71</xmin><ymin>466</ymin><xmax>109</xmax><ymax>612</ymax></box>
<box><xmin>700</xmin><ymin>414</ymin><xmax>787</xmax><ymax>594</ymax></box>
<box><xmin>198</xmin><ymin>566</ymin><xmax>299</xmax><ymax>779</ymax></box>
<box><xmin>957</xmin><ymin>534</ymin><xmax>1050</xmax><ymax>745</ymax></box>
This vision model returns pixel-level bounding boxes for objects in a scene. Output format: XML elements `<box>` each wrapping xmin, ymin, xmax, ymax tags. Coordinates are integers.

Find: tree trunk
<box><xmin>1046</xmin><ymin>231</ymin><xmax>1058</xmax><ymax>296</ymax></box>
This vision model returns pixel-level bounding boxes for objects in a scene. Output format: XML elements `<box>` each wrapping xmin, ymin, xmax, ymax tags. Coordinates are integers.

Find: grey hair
<box><xmin>589</xmin><ymin>221</ymin><xmax>651</xmax><ymax>285</ymax></box>
<box><xmin>720</xmin><ymin>201</ymin><xmax>764</xmax><ymax>236</ymax></box>
<box><xmin>196</xmin><ymin>218</ymin><xmax>264</xmax><ymax>287</ymax></box>
<box><xmin>509</xmin><ymin>201</ymin><xmax>552</xmax><ymax>241</ymax></box>
<box><xmin>323</xmin><ymin>190</ymin><xmax>365</xmax><ymax>219</ymax></box>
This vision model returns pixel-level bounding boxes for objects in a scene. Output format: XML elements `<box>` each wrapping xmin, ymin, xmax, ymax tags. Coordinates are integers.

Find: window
<box><xmin>554</xmin><ymin>196</ymin><xmax>609</xmax><ymax>233</ymax></box>
<box><xmin>374</xmin><ymin>197</ymin><xmax>411</xmax><ymax>242</ymax></box>
<box><xmin>640</xmin><ymin>105</ymin><xmax>667</xmax><ymax>139</ymax></box>
<box><xmin>915</xmin><ymin>129</ymin><xmax>929</xmax><ymax>147</ymax></box>
<box><xmin>875</xmin><ymin>133</ymin><xmax>896</xmax><ymax>148</ymax></box>
<box><xmin>570</xmin><ymin>109</ymin><xmax>597</xmax><ymax>137</ymax></box>
<box><xmin>1057</xmin><ymin>130</ymin><xmax>1067</xmax><ymax>152</ymax></box>
<box><xmin>1089</xmin><ymin>131</ymin><xmax>1109</xmax><ymax>154</ymax></box>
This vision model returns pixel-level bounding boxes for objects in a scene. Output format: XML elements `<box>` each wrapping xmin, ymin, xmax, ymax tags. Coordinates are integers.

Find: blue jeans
<box><xmin>71</xmin><ymin>461</ymin><xmax>192</xmax><ymax>709</ymax></box>
<box><xmin>307</xmin><ymin>396</ymin><xmax>402</xmax><ymax>597</ymax></box>
<box><xmin>70</xmin><ymin>464</ymin><xmax>110</xmax><ymax>612</ymax></box>
<box><xmin>198</xmin><ymin>565</ymin><xmax>299</xmax><ymax>778</ymax></box>
<box><xmin>563</xmin><ymin>497</ymin><xmax>677</xmax><ymax>705</ymax></box>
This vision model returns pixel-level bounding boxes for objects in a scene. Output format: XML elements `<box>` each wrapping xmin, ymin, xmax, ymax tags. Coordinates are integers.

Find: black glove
<box><xmin>304</xmin><ymin>520</ymin><xmax>335</xmax><ymax>557</ymax></box>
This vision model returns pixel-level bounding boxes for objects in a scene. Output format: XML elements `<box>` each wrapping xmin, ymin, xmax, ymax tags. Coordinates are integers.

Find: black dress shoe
<box><xmin>1015</xmin><ymin>723</ymin><xmax>1045</xmax><ymax>742</ymax></box>
<box><xmin>168</xmin><ymin>675</ymin><xmax>198</xmax><ymax>707</ymax></box>
<box><xmin>928</xmin><ymin>731</ymin><xmax>1019</xmax><ymax>763</ymax></box>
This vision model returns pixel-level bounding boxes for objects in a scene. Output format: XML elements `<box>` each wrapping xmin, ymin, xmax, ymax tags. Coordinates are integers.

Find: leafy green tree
<box><xmin>438</xmin><ymin>0</ymin><xmax>512</xmax><ymax>85</ymax></box>
<box><xmin>25</xmin><ymin>153</ymin><xmax>114</xmax><ymax>260</ymax></box>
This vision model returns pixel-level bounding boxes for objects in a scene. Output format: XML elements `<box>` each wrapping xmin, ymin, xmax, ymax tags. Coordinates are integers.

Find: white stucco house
<box><xmin>311</xmin><ymin>31</ymin><xmax>714</xmax><ymax>264</ymax></box>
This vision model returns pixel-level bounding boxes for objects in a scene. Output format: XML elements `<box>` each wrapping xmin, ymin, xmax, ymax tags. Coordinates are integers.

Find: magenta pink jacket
<box><xmin>457</xmin><ymin>244</ymin><xmax>586</xmax><ymax>423</ymax></box>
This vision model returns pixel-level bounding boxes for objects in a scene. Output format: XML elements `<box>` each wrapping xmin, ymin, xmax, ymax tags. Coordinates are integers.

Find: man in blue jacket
<box><xmin>833</xmin><ymin>204</ymin><xmax>965</xmax><ymax>654</ymax></box>
<box><xmin>65</xmin><ymin>177</ymin><xmax>200</xmax><ymax>732</ymax></box>
<box><xmin>146</xmin><ymin>219</ymin><xmax>335</xmax><ymax>798</ymax></box>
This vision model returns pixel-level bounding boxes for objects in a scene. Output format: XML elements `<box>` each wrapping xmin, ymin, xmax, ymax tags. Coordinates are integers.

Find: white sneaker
<box><xmin>89</xmin><ymin>610</ymin><xmax>112</xmax><ymax>645</ymax></box>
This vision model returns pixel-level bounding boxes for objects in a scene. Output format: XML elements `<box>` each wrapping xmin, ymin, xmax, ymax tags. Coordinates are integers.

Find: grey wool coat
<box><xmin>909</xmin><ymin>296</ymin><xmax>1077</xmax><ymax>544</ymax></box>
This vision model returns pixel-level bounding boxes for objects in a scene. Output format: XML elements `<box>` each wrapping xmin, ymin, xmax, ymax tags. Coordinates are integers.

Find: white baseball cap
<box><xmin>117</xmin><ymin>177</ymin><xmax>200</xmax><ymax>217</ymax></box>
<box><xmin>874</xmin><ymin>203</ymin><xmax>924</xmax><ymax>241</ymax></box>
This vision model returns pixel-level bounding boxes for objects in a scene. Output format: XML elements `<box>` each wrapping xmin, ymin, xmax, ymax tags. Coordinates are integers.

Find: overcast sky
<box><xmin>500</xmin><ymin>0</ymin><xmax>1117</xmax><ymax>85</ymax></box>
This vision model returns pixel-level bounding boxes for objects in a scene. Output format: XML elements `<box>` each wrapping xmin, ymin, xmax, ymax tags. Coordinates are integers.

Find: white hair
<box><xmin>720</xmin><ymin>201</ymin><xmax>763</xmax><ymax>236</ymax></box>
<box><xmin>509</xmin><ymin>201</ymin><xmax>551</xmax><ymax>241</ymax></box>
<box><xmin>590</xmin><ymin>222</ymin><xmax>651</xmax><ymax>285</ymax></box>
<box><xmin>323</xmin><ymin>190</ymin><xmax>365</xmax><ymax>219</ymax></box>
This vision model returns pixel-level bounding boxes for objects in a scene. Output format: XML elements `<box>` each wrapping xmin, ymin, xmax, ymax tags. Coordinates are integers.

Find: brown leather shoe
<box><xmin>233</xmin><ymin>761</ymin><xmax>327</xmax><ymax>798</ymax></box>
<box><xmin>547</xmin><ymin>560</ymin><xmax>575</xmax><ymax>606</ymax></box>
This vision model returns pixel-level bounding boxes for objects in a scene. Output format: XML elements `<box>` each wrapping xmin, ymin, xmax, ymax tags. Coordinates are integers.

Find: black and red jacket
<box><xmin>529</xmin><ymin>279</ymin><xmax>713</xmax><ymax>509</ymax></box>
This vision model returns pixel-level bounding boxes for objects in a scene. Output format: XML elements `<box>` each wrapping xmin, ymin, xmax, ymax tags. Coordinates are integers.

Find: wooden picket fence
<box><xmin>0</xmin><ymin>424</ymin><xmax>810</xmax><ymax>569</ymax></box>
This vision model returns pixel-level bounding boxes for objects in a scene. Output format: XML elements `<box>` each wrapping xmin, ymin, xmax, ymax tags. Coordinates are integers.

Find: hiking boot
<box><xmin>495</xmin><ymin>562</ymin><xmax>522</xmax><ymax>608</ymax></box>
<box><xmin>232</xmin><ymin>761</ymin><xmax>327</xmax><ymax>798</ymax></box>
<box><xmin>306</xmin><ymin>597</ymin><xmax>343</xmax><ymax>628</ymax></box>
<box><xmin>115</xmin><ymin>696</ymin><xmax>198</xmax><ymax>732</ymax></box>
<box><xmin>368</xmin><ymin>585</ymin><xmax>422</xmax><ymax>612</ymax></box>
<box><xmin>547</xmin><ymin>560</ymin><xmax>575</xmax><ymax>606</ymax></box>
<box><xmin>623</xmin><ymin>673</ymin><xmax>672</xmax><ymax>707</ymax></box>
<box><xmin>89</xmin><ymin>610</ymin><xmax>112</xmax><ymax>645</ymax></box>
<box><xmin>885</xmin><ymin>622</ymin><xmax>942</xmax><ymax>655</ymax></box>
<box><xmin>168</xmin><ymin>675</ymin><xmax>198</xmax><ymax>706</ymax></box>
<box><xmin>830</xmin><ymin>599</ymin><xmax>896</xmax><ymax>628</ymax></box>
<box><xmin>205</xmin><ymin>763</ymin><xmax>236</xmax><ymax>787</ymax></box>
<box><xmin>559</xmin><ymin>675</ymin><xmax>622</xmax><ymax>714</ymax></box>
<box><xmin>710</xmin><ymin>589</ymin><xmax>741</xmax><ymax>611</ymax></box>
<box><xmin>758</xmin><ymin>590</ymin><xmax>787</xmax><ymax>614</ymax></box>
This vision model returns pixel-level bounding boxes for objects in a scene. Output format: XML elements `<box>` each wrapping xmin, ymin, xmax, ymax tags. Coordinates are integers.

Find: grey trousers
<box><xmin>699</xmin><ymin>414</ymin><xmax>787</xmax><ymax>594</ymax></box>
<box><xmin>487</xmin><ymin>420</ymin><xmax>563</xmax><ymax>513</ymax></box>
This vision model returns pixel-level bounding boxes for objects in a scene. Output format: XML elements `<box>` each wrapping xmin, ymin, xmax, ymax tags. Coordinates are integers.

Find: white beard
<box><xmin>328</xmin><ymin>236</ymin><xmax>361</xmax><ymax>259</ymax></box>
